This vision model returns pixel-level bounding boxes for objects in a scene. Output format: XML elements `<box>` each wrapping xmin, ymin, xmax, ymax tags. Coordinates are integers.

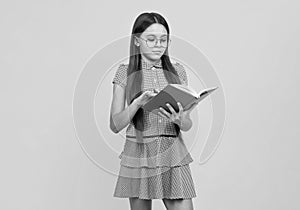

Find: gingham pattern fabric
<box><xmin>112</xmin><ymin>57</ymin><xmax>196</xmax><ymax>199</ymax></box>
<box><xmin>112</xmin><ymin>58</ymin><xmax>189</xmax><ymax>138</ymax></box>
<box><xmin>113</xmin><ymin>164</ymin><xmax>197</xmax><ymax>200</ymax></box>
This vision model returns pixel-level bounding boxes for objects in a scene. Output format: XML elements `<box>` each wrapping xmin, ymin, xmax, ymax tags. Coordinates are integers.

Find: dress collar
<box><xmin>141</xmin><ymin>57</ymin><xmax>162</xmax><ymax>69</ymax></box>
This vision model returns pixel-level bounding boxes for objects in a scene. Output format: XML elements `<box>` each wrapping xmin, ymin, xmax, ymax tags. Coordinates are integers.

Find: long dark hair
<box><xmin>125</xmin><ymin>12</ymin><xmax>183</xmax><ymax>138</ymax></box>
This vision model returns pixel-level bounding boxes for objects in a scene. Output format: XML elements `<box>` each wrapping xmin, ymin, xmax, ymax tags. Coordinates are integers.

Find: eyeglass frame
<box><xmin>135</xmin><ymin>36</ymin><xmax>171</xmax><ymax>48</ymax></box>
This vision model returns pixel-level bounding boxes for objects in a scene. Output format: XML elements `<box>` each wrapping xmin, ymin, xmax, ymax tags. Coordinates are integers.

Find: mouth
<box><xmin>152</xmin><ymin>51</ymin><xmax>161</xmax><ymax>53</ymax></box>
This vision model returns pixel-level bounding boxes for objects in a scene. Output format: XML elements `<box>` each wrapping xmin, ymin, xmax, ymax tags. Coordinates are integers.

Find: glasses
<box><xmin>137</xmin><ymin>36</ymin><xmax>171</xmax><ymax>48</ymax></box>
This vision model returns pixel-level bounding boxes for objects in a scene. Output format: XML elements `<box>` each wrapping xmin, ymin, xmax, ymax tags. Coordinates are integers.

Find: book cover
<box><xmin>142</xmin><ymin>84</ymin><xmax>218</xmax><ymax>115</ymax></box>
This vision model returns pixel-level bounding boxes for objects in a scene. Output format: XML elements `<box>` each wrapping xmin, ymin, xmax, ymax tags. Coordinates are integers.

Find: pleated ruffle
<box><xmin>113</xmin><ymin>164</ymin><xmax>197</xmax><ymax>200</ymax></box>
<box><xmin>118</xmin><ymin>136</ymin><xmax>193</xmax><ymax>168</ymax></box>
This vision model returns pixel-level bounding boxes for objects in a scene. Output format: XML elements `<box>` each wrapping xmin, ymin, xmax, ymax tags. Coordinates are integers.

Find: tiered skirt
<box><xmin>113</xmin><ymin>135</ymin><xmax>197</xmax><ymax>200</ymax></box>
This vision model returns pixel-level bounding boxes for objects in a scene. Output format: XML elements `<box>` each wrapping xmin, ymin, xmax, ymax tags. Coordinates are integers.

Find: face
<box><xmin>135</xmin><ymin>23</ymin><xmax>168</xmax><ymax>62</ymax></box>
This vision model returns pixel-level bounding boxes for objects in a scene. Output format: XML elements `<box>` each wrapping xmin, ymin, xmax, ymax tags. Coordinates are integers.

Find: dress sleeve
<box><xmin>174</xmin><ymin>62</ymin><xmax>188</xmax><ymax>86</ymax></box>
<box><xmin>112</xmin><ymin>64</ymin><xmax>128</xmax><ymax>88</ymax></box>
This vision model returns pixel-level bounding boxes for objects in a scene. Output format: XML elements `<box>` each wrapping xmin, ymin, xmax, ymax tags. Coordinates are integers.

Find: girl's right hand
<box><xmin>135</xmin><ymin>90</ymin><xmax>158</xmax><ymax>107</ymax></box>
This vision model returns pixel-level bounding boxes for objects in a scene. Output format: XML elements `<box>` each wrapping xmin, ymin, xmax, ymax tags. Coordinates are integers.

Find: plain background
<box><xmin>1</xmin><ymin>0</ymin><xmax>299</xmax><ymax>209</ymax></box>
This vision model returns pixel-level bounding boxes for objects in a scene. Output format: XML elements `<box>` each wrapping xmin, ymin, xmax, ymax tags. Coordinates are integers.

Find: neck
<box><xmin>141</xmin><ymin>54</ymin><xmax>160</xmax><ymax>65</ymax></box>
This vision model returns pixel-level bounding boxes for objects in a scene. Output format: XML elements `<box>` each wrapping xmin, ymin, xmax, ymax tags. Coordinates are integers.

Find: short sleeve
<box><xmin>112</xmin><ymin>64</ymin><xmax>128</xmax><ymax>88</ymax></box>
<box><xmin>174</xmin><ymin>62</ymin><xmax>188</xmax><ymax>86</ymax></box>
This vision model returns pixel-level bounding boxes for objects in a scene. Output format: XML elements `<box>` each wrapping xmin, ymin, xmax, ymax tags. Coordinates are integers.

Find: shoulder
<box><xmin>112</xmin><ymin>63</ymin><xmax>129</xmax><ymax>88</ymax></box>
<box><xmin>172</xmin><ymin>62</ymin><xmax>188</xmax><ymax>85</ymax></box>
<box><xmin>172</xmin><ymin>61</ymin><xmax>186</xmax><ymax>74</ymax></box>
<box><xmin>117</xmin><ymin>63</ymin><xmax>129</xmax><ymax>72</ymax></box>
<box><xmin>172</xmin><ymin>61</ymin><xmax>184</xmax><ymax>68</ymax></box>
<box><xmin>114</xmin><ymin>63</ymin><xmax>129</xmax><ymax>77</ymax></box>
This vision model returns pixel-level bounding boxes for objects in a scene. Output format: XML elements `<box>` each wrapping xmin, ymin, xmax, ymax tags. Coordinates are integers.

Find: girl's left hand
<box><xmin>158</xmin><ymin>102</ymin><xmax>188</xmax><ymax>126</ymax></box>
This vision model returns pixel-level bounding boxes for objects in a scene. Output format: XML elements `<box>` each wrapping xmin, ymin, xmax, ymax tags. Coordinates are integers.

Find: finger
<box><xmin>159</xmin><ymin>107</ymin><xmax>171</xmax><ymax>117</ymax></box>
<box><xmin>166</xmin><ymin>103</ymin><xmax>176</xmax><ymax>114</ymax></box>
<box><xmin>148</xmin><ymin>93</ymin><xmax>156</xmax><ymax>98</ymax></box>
<box><xmin>150</xmin><ymin>89</ymin><xmax>158</xmax><ymax>95</ymax></box>
<box><xmin>158</xmin><ymin>111</ymin><xmax>168</xmax><ymax>120</ymax></box>
<box><xmin>143</xmin><ymin>91</ymin><xmax>151</xmax><ymax>97</ymax></box>
<box><xmin>177</xmin><ymin>102</ymin><xmax>183</xmax><ymax>114</ymax></box>
<box><xmin>146</xmin><ymin>91</ymin><xmax>156</xmax><ymax>97</ymax></box>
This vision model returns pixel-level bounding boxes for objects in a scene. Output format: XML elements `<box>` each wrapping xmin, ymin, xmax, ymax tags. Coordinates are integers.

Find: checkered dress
<box><xmin>112</xmin><ymin>57</ymin><xmax>197</xmax><ymax>200</ymax></box>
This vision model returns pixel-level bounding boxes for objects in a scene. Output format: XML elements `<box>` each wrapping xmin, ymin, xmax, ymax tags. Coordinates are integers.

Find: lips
<box><xmin>152</xmin><ymin>51</ymin><xmax>161</xmax><ymax>53</ymax></box>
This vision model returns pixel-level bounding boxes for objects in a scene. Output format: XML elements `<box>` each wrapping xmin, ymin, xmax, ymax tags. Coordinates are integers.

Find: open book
<box><xmin>142</xmin><ymin>84</ymin><xmax>218</xmax><ymax>115</ymax></box>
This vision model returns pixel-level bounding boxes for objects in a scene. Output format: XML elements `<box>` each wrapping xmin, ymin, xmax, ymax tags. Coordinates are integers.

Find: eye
<box><xmin>147</xmin><ymin>39</ymin><xmax>155</xmax><ymax>42</ymax></box>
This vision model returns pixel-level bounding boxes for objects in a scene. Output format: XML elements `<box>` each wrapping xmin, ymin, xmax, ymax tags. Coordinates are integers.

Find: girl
<box><xmin>110</xmin><ymin>12</ymin><xmax>199</xmax><ymax>210</ymax></box>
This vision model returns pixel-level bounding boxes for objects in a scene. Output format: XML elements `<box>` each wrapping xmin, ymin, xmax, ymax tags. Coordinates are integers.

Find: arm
<box><xmin>109</xmin><ymin>84</ymin><xmax>141</xmax><ymax>133</ymax></box>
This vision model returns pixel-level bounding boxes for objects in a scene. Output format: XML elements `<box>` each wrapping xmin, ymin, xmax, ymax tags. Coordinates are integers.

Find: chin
<box><xmin>144</xmin><ymin>52</ymin><xmax>163</xmax><ymax>60</ymax></box>
<box><xmin>151</xmin><ymin>54</ymin><xmax>162</xmax><ymax>59</ymax></box>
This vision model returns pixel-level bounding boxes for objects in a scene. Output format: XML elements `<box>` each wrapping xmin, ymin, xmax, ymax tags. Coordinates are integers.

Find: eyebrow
<box><xmin>146</xmin><ymin>34</ymin><xmax>168</xmax><ymax>37</ymax></box>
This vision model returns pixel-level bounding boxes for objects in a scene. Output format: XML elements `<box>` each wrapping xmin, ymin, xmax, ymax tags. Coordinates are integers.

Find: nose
<box><xmin>155</xmin><ymin>39</ymin><xmax>162</xmax><ymax>47</ymax></box>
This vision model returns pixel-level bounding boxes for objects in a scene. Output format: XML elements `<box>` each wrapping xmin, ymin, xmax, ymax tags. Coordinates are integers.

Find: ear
<box><xmin>134</xmin><ymin>36</ymin><xmax>140</xmax><ymax>46</ymax></box>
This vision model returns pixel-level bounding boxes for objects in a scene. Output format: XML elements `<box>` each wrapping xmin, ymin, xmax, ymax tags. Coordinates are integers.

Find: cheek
<box><xmin>140</xmin><ymin>45</ymin><xmax>151</xmax><ymax>54</ymax></box>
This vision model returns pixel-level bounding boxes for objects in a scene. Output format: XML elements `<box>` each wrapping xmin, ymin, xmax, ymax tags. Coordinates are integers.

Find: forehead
<box><xmin>142</xmin><ymin>23</ymin><xmax>168</xmax><ymax>37</ymax></box>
